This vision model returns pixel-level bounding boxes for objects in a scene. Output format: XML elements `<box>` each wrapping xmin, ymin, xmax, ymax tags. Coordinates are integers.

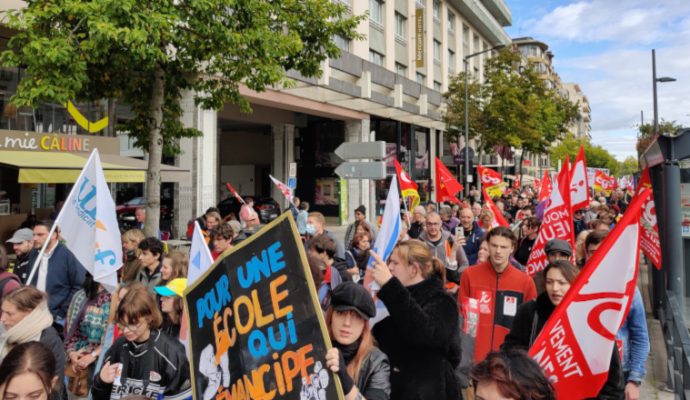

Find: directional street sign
<box><xmin>335</xmin><ymin>161</ymin><xmax>386</xmax><ymax>180</ymax></box>
<box><xmin>335</xmin><ymin>141</ymin><xmax>386</xmax><ymax>160</ymax></box>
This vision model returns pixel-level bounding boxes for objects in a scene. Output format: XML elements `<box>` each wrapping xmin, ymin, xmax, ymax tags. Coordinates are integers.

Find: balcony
<box><xmin>480</xmin><ymin>0</ymin><xmax>511</xmax><ymax>27</ymax></box>
<box><xmin>449</xmin><ymin>0</ymin><xmax>511</xmax><ymax>46</ymax></box>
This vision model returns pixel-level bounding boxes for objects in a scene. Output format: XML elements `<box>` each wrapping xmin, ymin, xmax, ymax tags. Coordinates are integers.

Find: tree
<box><xmin>636</xmin><ymin>120</ymin><xmax>682</xmax><ymax>157</ymax></box>
<box><xmin>443</xmin><ymin>48</ymin><xmax>578</xmax><ymax>176</ymax></box>
<box><xmin>549</xmin><ymin>134</ymin><xmax>620</xmax><ymax>175</ymax></box>
<box><xmin>2</xmin><ymin>0</ymin><xmax>363</xmax><ymax>236</ymax></box>
<box><xmin>619</xmin><ymin>156</ymin><xmax>638</xmax><ymax>176</ymax></box>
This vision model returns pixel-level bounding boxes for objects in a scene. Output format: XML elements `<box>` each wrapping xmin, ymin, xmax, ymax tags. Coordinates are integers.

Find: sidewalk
<box><xmin>638</xmin><ymin>259</ymin><xmax>675</xmax><ymax>400</ymax></box>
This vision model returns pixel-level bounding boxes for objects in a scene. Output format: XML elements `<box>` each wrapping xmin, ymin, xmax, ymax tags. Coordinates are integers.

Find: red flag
<box><xmin>538</xmin><ymin>171</ymin><xmax>552</xmax><ymax>203</ymax></box>
<box><xmin>225</xmin><ymin>182</ymin><xmax>246</xmax><ymax>205</ymax></box>
<box><xmin>435</xmin><ymin>157</ymin><xmax>463</xmax><ymax>204</ymax></box>
<box><xmin>513</xmin><ymin>176</ymin><xmax>521</xmax><ymax>190</ymax></box>
<box><xmin>477</xmin><ymin>166</ymin><xmax>503</xmax><ymax>187</ymax></box>
<box><xmin>637</xmin><ymin>168</ymin><xmax>661</xmax><ymax>269</ymax></box>
<box><xmin>559</xmin><ymin>157</ymin><xmax>576</xmax><ymax>246</ymax></box>
<box><xmin>526</xmin><ymin>171</ymin><xmax>575</xmax><ymax>277</ymax></box>
<box><xmin>570</xmin><ymin>145</ymin><xmax>590</xmax><ymax>211</ymax></box>
<box><xmin>528</xmin><ymin>189</ymin><xmax>651</xmax><ymax>398</ymax></box>
<box><xmin>394</xmin><ymin>159</ymin><xmax>421</xmax><ymax>209</ymax></box>
<box><xmin>482</xmin><ymin>189</ymin><xmax>509</xmax><ymax>228</ymax></box>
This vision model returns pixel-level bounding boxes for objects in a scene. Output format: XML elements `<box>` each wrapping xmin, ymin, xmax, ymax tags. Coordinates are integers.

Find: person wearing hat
<box><xmin>325</xmin><ymin>282</ymin><xmax>390</xmax><ymax>400</ymax></box>
<box><xmin>6</xmin><ymin>228</ymin><xmax>34</xmax><ymax>283</ymax></box>
<box><xmin>344</xmin><ymin>205</ymin><xmax>377</xmax><ymax>250</ymax></box>
<box><xmin>534</xmin><ymin>239</ymin><xmax>575</xmax><ymax>293</ymax></box>
<box><xmin>154</xmin><ymin>278</ymin><xmax>187</xmax><ymax>339</ymax></box>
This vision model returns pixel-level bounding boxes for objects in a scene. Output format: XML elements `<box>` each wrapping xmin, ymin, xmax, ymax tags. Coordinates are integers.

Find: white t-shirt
<box><xmin>36</xmin><ymin>244</ymin><xmax>56</xmax><ymax>292</ymax></box>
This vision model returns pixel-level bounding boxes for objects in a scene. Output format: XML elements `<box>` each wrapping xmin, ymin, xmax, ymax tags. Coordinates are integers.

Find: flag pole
<box><xmin>26</xmin><ymin>149</ymin><xmax>99</xmax><ymax>285</ymax></box>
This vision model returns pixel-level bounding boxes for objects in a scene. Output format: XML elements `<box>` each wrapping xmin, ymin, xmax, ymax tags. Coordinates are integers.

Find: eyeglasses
<box><xmin>425</xmin><ymin>222</ymin><xmax>441</xmax><ymax>227</ymax></box>
<box><xmin>117</xmin><ymin>320</ymin><xmax>145</xmax><ymax>332</ymax></box>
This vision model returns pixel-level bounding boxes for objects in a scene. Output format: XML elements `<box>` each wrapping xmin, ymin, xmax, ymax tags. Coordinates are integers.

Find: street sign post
<box><xmin>335</xmin><ymin>161</ymin><xmax>386</xmax><ymax>179</ymax></box>
<box><xmin>334</xmin><ymin>140</ymin><xmax>387</xmax><ymax>180</ymax></box>
<box><xmin>335</xmin><ymin>141</ymin><xmax>386</xmax><ymax>160</ymax></box>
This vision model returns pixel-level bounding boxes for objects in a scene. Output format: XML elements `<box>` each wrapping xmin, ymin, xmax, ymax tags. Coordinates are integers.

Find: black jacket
<box><xmin>40</xmin><ymin>327</ymin><xmax>67</xmax><ymax>394</ymax></box>
<box><xmin>91</xmin><ymin>330</ymin><xmax>190</xmax><ymax>400</ymax></box>
<box><xmin>373</xmin><ymin>277</ymin><xmax>461</xmax><ymax>400</ymax></box>
<box><xmin>503</xmin><ymin>293</ymin><xmax>625</xmax><ymax>400</ymax></box>
<box><xmin>356</xmin><ymin>348</ymin><xmax>391</xmax><ymax>400</ymax></box>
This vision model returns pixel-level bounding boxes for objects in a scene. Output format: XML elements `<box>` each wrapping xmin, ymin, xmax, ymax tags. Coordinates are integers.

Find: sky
<box><xmin>504</xmin><ymin>0</ymin><xmax>690</xmax><ymax>161</ymax></box>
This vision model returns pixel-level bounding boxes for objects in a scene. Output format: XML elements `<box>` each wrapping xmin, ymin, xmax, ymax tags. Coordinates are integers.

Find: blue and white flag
<box><xmin>186</xmin><ymin>220</ymin><xmax>214</xmax><ymax>285</ymax></box>
<box><xmin>56</xmin><ymin>149</ymin><xmax>121</xmax><ymax>293</ymax></box>
<box><xmin>369</xmin><ymin>176</ymin><xmax>401</xmax><ymax>275</ymax></box>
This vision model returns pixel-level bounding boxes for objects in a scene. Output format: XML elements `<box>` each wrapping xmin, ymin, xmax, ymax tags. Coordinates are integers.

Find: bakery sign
<box><xmin>0</xmin><ymin>130</ymin><xmax>118</xmax><ymax>154</ymax></box>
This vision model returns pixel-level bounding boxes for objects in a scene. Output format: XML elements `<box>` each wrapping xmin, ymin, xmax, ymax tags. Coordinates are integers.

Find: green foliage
<box><xmin>619</xmin><ymin>156</ymin><xmax>639</xmax><ymax>176</ymax></box>
<box><xmin>636</xmin><ymin>120</ymin><xmax>682</xmax><ymax>157</ymax></box>
<box><xmin>1</xmin><ymin>0</ymin><xmax>363</xmax><ymax>235</ymax></box>
<box><xmin>1</xmin><ymin>0</ymin><xmax>364</xmax><ymax>154</ymax></box>
<box><xmin>443</xmin><ymin>48</ymin><xmax>578</xmax><ymax>157</ymax></box>
<box><xmin>549</xmin><ymin>134</ymin><xmax>620</xmax><ymax>176</ymax></box>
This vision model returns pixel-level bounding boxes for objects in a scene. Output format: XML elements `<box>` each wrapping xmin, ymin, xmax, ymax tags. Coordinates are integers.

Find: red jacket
<box><xmin>459</xmin><ymin>261</ymin><xmax>537</xmax><ymax>362</ymax></box>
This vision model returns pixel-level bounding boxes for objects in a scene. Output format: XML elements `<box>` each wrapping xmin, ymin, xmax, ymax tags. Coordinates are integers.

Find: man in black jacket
<box><xmin>6</xmin><ymin>227</ymin><xmax>34</xmax><ymax>283</ymax></box>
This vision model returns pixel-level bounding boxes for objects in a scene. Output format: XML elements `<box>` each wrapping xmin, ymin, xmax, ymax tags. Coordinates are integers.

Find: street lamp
<box><xmin>463</xmin><ymin>44</ymin><xmax>505</xmax><ymax>196</ymax></box>
<box><xmin>652</xmin><ymin>49</ymin><xmax>676</xmax><ymax>136</ymax></box>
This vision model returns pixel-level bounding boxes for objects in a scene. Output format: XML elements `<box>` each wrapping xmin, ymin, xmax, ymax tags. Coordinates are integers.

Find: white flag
<box><xmin>56</xmin><ymin>149</ymin><xmax>121</xmax><ymax>293</ymax></box>
<box><xmin>187</xmin><ymin>221</ymin><xmax>214</xmax><ymax>285</ymax></box>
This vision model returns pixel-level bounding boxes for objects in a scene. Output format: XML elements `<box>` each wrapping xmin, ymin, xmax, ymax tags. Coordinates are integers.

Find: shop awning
<box><xmin>0</xmin><ymin>151</ymin><xmax>189</xmax><ymax>183</ymax></box>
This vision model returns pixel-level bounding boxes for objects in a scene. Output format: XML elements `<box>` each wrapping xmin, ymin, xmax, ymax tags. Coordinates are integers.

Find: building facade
<box><xmin>1</xmin><ymin>0</ymin><xmax>513</xmax><ymax>235</ymax></box>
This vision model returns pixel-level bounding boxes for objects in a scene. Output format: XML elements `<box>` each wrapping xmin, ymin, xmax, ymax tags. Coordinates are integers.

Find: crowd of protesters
<box><xmin>0</xmin><ymin>181</ymin><xmax>649</xmax><ymax>400</ymax></box>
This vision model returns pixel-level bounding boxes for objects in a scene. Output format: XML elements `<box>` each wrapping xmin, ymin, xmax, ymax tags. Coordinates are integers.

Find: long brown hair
<box><xmin>0</xmin><ymin>342</ymin><xmax>57</xmax><ymax>399</ymax></box>
<box><xmin>325</xmin><ymin>308</ymin><xmax>375</xmax><ymax>382</ymax></box>
<box><xmin>393</xmin><ymin>239</ymin><xmax>445</xmax><ymax>282</ymax></box>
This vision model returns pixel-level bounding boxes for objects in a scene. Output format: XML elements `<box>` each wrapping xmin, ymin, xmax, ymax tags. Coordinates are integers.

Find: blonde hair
<box><xmin>393</xmin><ymin>239</ymin><xmax>445</xmax><ymax>282</ymax></box>
<box><xmin>122</xmin><ymin>229</ymin><xmax>146</xmax><ymax>245</ymax></box>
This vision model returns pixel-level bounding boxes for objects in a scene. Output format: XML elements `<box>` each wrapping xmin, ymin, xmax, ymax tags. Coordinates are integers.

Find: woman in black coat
<box><xmin>502</xmin><ymin>260</ymin><xmax>625</xmax><ymax>400</ymax></box>
<box><xmin>370</xmin><ymin>239</ymin><xmax>461</xmax><ymax>400</ymax></box>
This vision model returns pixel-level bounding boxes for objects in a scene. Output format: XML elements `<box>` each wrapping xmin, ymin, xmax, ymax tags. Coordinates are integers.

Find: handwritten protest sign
<box><xmin>184</xmin><ymin>213</ymin><xmax>342</xmax><ymax>400</ymax></box>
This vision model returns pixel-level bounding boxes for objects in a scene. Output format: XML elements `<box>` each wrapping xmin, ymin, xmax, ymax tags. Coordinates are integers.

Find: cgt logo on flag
<box><xmin>529</xmin><ymin>189</ymin><xmax>650</xmax><ymax>398</ymax></box>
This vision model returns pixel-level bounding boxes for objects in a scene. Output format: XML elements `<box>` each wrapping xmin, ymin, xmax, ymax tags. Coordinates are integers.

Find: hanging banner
<box><xmin>415</xmin><ymin>8</ymin><xmax>424</xmax><ymax>68</ymax></box>
<box><xmin>637</xmin><ymin>168</ymin><xmax>661</xmax><ymax>269</ymax></box>
<box><xmin>184</xmin><ymin>213</ymin><xmax>342</xmax><ymax>400</ymax></box>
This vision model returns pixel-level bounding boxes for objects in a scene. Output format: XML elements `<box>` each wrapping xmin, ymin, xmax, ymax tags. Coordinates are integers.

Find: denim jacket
<box><xmin>616</xmin><ymin>288</ymin><xmax>649</xmax><ymax>383</ymax></box>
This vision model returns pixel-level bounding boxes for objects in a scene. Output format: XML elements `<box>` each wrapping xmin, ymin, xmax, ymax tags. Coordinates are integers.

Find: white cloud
<box><xmin>525</xmin><ymin>0</ymin><xmax>690</xmax><ymax>45</ymax></box>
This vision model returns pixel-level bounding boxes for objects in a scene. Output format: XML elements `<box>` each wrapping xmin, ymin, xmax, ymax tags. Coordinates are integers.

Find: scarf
<box><xmin>335</xmin><ymin>338</ymin><xmax>362</xmax><ymax>364</ymax></box>
<box><xmin>0</xmin><ymin>301</ymin><xmax>53</xmax><ymax>359</ymax></box>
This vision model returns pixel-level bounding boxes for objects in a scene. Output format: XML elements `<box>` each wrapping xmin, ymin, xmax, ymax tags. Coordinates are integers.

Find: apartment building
<box><xmin>0</xmin><ymin>0</ymin><xmax>512</xmax><ymax>234</ymax></box>
<box><xmin>563</xmin><ymin>83</ymin><xmax>592</xmax><ymax>139</ymax></box>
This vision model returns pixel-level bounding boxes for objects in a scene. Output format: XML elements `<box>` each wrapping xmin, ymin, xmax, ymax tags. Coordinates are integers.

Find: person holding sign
<box><xmin>501</xmin><ymin>260</ymin><xmax>624</xmax><ymax>399</ymax></box>
<box><xmin>92</xmin><ymin>289</ymin><xmax>190</xmax><ymax>399</ymax></box>
<box><xmin>370</xmin><ymin>240</ymin><xmax>461</xmax><ymax>400</ymax></box>
<box><xmin>325</xmin><ymin>282</ymin><xmax>391</xmax><ymax>400</ymax></box>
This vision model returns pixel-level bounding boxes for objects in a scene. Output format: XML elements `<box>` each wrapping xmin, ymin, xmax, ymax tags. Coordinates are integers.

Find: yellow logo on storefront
<box><xmin>64</xmin><ymin>101</ymin><xmax>109</xmax><ymax>133</ymax></box>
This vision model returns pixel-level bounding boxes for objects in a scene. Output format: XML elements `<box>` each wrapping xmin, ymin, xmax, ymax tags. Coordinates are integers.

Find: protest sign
<box><xmin>184</xmin><ymin>213</ymin><xmax>342</xmax><ymax>400</ymax></box>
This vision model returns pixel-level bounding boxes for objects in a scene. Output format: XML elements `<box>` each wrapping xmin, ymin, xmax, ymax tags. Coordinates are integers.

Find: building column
<box><xmin>271</xmin><ymin>124</ymin><xmax>295</xmax><ymax>209</ymax></box>
<box><xmin>177</xmin><ymin>91</ymin><xmax>217</xmax><ymax>237</ymax></box>
<box><xmin>344</xmin><ymin>118</ymin><xmax>373</xmax><ymax>226</ymax></box>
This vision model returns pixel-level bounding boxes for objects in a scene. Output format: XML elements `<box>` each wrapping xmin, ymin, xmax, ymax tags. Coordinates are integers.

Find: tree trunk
<box><xmin>145</xmin><ymin>66</ymin><xmax>164</xmax><ymax>238</ymax></box>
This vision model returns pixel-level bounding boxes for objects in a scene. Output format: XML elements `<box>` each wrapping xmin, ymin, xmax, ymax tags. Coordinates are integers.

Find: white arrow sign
<box><xmin>335</xmin><ymin>141</ymin><xmax>386</xmax><ymax>160</ymax></box>
<box><xmin>335</xmin><ymin>161</ymin><xmax>386</xmax><ymax>179</ymax></box>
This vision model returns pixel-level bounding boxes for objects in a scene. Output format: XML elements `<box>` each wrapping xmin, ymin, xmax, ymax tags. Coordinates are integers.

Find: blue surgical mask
<box><xmin>306</xmin><ymin>224</ymin><xmax>316</xmax><ymax>236</ymax></box>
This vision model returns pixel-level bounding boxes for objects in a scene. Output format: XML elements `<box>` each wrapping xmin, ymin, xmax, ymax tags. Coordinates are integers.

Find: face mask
<box><xmin>305</xmin><ymin>224</ymin><xmax>316</xmax><ymax>236</ymax></box>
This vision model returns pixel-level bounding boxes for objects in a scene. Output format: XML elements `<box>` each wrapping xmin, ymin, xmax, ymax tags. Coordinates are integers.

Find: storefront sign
<box><xmin>415</xmin><ymin>8</ymin><xmax>424</xmax><ymax>68</ymax></box>
<box><xmin>0</xmin><ymin>130</ymin><xmax>119</xmax><ymax>154</ymax></box>
<box><xmin>185</xmin><ymin>214</ymin><xmax>342</xmax><ymax>400</ymax></box>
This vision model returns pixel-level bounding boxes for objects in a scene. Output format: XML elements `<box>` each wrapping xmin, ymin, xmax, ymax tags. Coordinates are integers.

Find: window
<box><xmin>434</xmin><ymin>81</ymin><xmax>442</xmax><ymax>91</ymax></box>
<box><xmin>433</xmin><ymin>0</ymin><xmax>440</xmax><ymax>21</ymax></box>
<box><xmin>333</xmin><ymin>34</ymin><xmax>350</xmax><ymax>52</ymax></box>
<box><xmin>448</xmin><ymin>49</ymin><xmax>455</xmax><ymax>73</ymax></box>
<box><xmin>448</xmin><ymin>11</ymin><xmax>455</xmax><ymax>32</ymax></box>
<box><xmin>369</xmin><ymin>0</ymin><xmax>383</xmax><ymax>25</ymax></box>
<box><xmin>395</xmin><ymin>12</ymin><xmax>407</xmax><ymax>40</ymax></box>
<box><xmin>369</xmin><ymin>50</ymin><xmax>384</xmax><ymax>66</ymax></box>
<box><xmin>433</xmin><ymin>39</ymin><xmax>441</xmax><ymax>63</ymax></box>
<box><xmin>395</xmin><ymin>63</ymin><xmax>407</xmax><ymax>76</ymax></box>
<box><xmin>416</xmin><ymin>72</ymin><xmax>425</xmax><ymax>84</ymax></box>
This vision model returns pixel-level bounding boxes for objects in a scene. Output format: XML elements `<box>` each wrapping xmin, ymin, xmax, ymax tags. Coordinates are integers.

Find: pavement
<box><xmin>325</xmin><ymin>219</ymin><xmax>676</xmax><ymax>399</ymax></box>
